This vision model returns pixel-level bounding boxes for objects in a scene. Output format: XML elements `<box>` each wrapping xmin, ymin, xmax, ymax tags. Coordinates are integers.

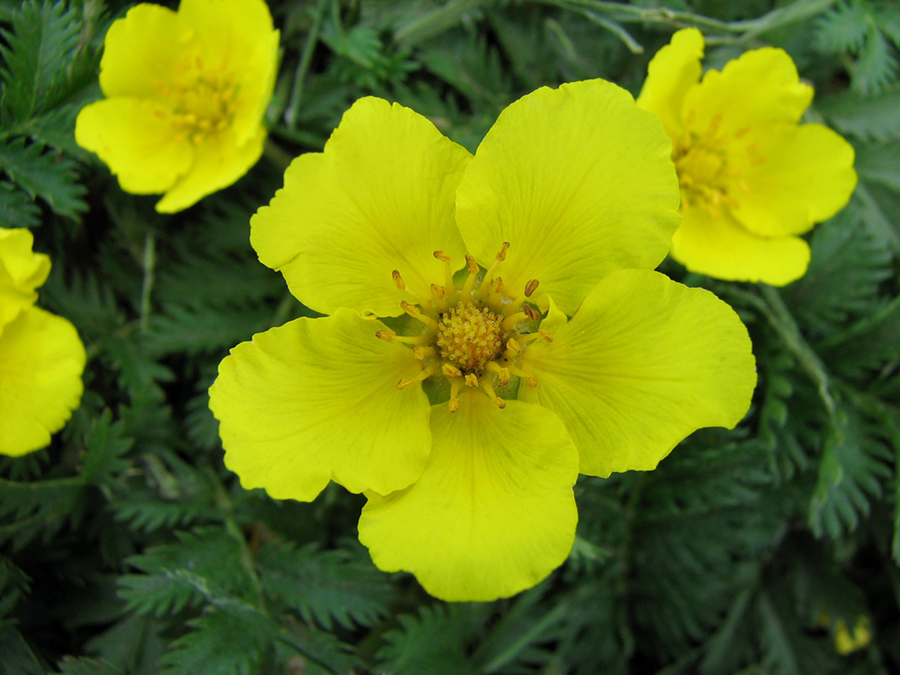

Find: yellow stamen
<box><xmin>461</xmin><ymin>254</ymin><xmax>480</xmax><ymax>298</ymax></box>
<box><xmin>501</xmin><ymin>311</ymin><xmax>528</xmax><ymax>332</ymax></box>
<box><xmin>449</xmin><ymin>379</ymin><xmax>462</xmax><ymax>413</ymax></box>
<box><xmin>392</xmin><ymin>269</ymin><xmax>406</xmax><ymax>290</ymax></box>
<box><xmin>486</xmin><ymin>361</ymin><xmax>510</xmax><ymax>387</ymax></box>
<box><xmin>397</xmin><ymin>364</ymin><xmax>437</xmax><ymax>390</ymax></box>
<box><xmin>442</xmin><ymin>363</ymin><xmax>463</xmax><ymax>378</ymax></box>
<box><xmin>509</xmin><ymin>365</ymin><xmax>537</xmax><ymax>387</ymax></box>
<box><xmin>465</xmin><ymin>373</ymin><xmax>479</xmax><ymax>388</ymax></box>
<box><xmin>412</xmin><ymin>346</ymin><xmax>435</xmax><ymax>360</ymax></box>
<box><xmin>481</xmin><ymin>379</ymin><xmax>506</xmax><ymax>408</ymax></box>
<box><xmin>401</xmin><ymin>301</ymin><xmax>439</xmax><ymax>331</ymax></box>
<box><xmin>524</xmin><ymin>279</ymin><xmax>539</xmax><ymax>297</ymax></box>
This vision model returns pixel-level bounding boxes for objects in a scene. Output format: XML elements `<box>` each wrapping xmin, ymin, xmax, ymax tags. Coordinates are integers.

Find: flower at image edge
<box><xmin>75</xmin><ymin>0</ymin><xmax>279</xmax><ymax>213</ymax></box>
<box><xmin>0</xmin><ymin>229</ymin><xmax>85</xmax><ymax>456</ymax></box>
<box><xmin>637</xmin><ymin>28</ymin><xmax>857</xmax><ymax>286</ymax></box>
<box><xmin>209</xmin><ymin>80</ymin><xmax>758</xmax><ymax>601</ymax></box>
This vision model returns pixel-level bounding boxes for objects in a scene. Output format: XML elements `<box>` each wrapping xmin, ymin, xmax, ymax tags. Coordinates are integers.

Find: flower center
<box><xmin>377</xmin><ymin>243</ymin><xmax>550</xmax><ymax>412</ymax></box>
<box><xmin>157</xmin><ymin>54</ymin><xmax>238</xmax><ymax>145</ymax></box>
<box><xmin>673</xmin><ymin>112</ymin><xmax>757</xmax><ymax>217</ymax></box>
<box><xmin>436</xmin><ymin>303</ymin><xmax>503</xmax><ymax>372</ymax></box>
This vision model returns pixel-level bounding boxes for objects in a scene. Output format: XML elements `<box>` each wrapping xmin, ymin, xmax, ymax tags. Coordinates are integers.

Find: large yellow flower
<box><xmin>0</xmin><ymin>229</ymin><xmax>86</xmax><ymax>457</ymax></box>
<box><xmin>637</xmin><ymin>29</ymin><xmax>857</xmax><ymax>286</ymax></box>
<box><xmin>209</xmin><ymin>80</ymin><xmax>757</xmax><ymax>601</ymax></box>
<box><xmin>75</xmin><ymin>0</ymin><xmax>279</xmax><ymax>213</ymax></box>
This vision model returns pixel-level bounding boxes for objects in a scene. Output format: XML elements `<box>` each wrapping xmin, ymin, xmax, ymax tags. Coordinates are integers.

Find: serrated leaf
<box><xmin>854</xmin><ymin>140</ymin><xmax>900</xmax><ymax>190</ymax></box>
<box><xmin>817</xmin><ymin>85</ymin><xmax>900</xmax><ymax>141</ymax></box>
<box><xmin>378</xmin><ymin>605</ymin><xmax>484</xmax><ymax>675</ymax></box>
<box><xmin>853</xmin><ymin>24</ymin><xmax>899</xmax><ymax>94</ymax></box>
<box><xmin>119</xmin><ymin>528</ymin><xmax>258</xmax><ymax>617</ymax></box>
<box><xmin>56</xmin><ymin>657</ymin><xmax>126</xmax><ymax>675</ymax></box>
<box><xmin>0</xmin><ymin>476</ymin><xmax>85</xmax><ymax>550</ymax></box>
<box><xmin>0</xmin><ymin>0</ymin><xmax>82</xmax><ymax>121</ymax></box>
<box><xmin>815</xmin><ymin>1</ymin><xmax>870</xmax><ymax>53</ymax></box>
<box><xmin>0</xmin><ymin>180</ymin><xmax>41</xmax><ymax>228</ymax></box>
<box><xmin>808</xmin><ymin>406</ymin><xmax>893</xmax><ymax>539</ymax></box>
<box><xmin>160</xmin><ymin>611</ymin><xmax>267</xmax><ymax>675</ymax></box>
<box><xmin>783</xmin><ymin>210</ymin><xmax>892</xmax><ymax>338</ymax></box>
<box><xmin>145</xmin><ymin>304</ymin><xmax>276</xmax><ymax>357</ymax></box>
<box><xmin>0</xmin><ymin>137</ymin><xmax>86</xmax><ymax>218</ymax></box>
<box><xmin>0</xmin><ymin>625</ymin><xmax>44</xmax><ymax>675</ymax></box>
<box><xmin>819</xmin><ymin>293</ymin><xmax>900</xmax><ymax>379</ymax></box>
<box><xmin>257</xmin><ymin>542</ymin><xmax>394</xmax><ymax>631</ymax></box>
<box><xmin>78</xmin><ymin>410</ymin><xmax>133</xmax><ymax>486</ymax></box>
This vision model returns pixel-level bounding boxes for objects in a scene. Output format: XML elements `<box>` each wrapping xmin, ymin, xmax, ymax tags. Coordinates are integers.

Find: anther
<box><xmin>539</xmin><ymin>329</ymin><xmax>553</xmax><ymax>342</ymax></box>
<box><xmin>501</xmin><ymin>311</ymin><xmax>529</xmax><ymax>332</ymax></box>
<box><xmin>465</xmin><ymin>373</ymin><xmax>479</xmax><ymax>388</ymax></box>
<box><xmin>461</xmin><ymin>255</ymin><xmax>480</xmax><ymax>299</ymax></box>
<box><xmin>434</xmin><ymin>250</ymin><xmax>457</xmax><ymax>301</ymax></box>
<box><xmin>442</xmin><ymin>363</ymin><xmax>463</xmax><ymax>378</ymax></box>
<box><xmin>433</xmin><ymin>250</ymin><xmax>451</xmax><ymax>263</ymax></box>
<box><xmin>506</xmin><ymin>337</ymin><xmax>521</xmax><ymax>355</ymax></box>
<box><xmin>509</xmin><ymin>365</ymin><xmax>537</xmax><ymax>387</ymax></box>
<box><xmin>523</xmin><ymin>304</ymin><xmax>541</xmax><ymax>322</ymax></box>
<box><xmin>392</xmin><ymin>270</ymin><xmax>406</xmax><ymax>290</ymax></box>
<box><xmin>376</xmin><ymin>329</ymin><xmax>396</xmax><ymax>341</ymax></box>
<box><xmin>449</xmin><ymin>379</ymin><xmax>462</xmax><ymax>413</ymax></box>
<box><xmin>496</xmin><ymin>242</ymin><xmax>510</xmax><ymax>261</ymax></box>
<box><xmin>430</xmin><ymin>283</ymin><xmax>449</xmax><ymax>311</ymax></box>
<box><xmin>481</xmin><ymin>379</ymin><xmax>506</xmax><ymax>409</ymax></box>
<box><xmin>397</xmin><ymin>364</ymin><xmax>436</xmax><ymax>390</ymax></box>
<box><xmin>465</xmin><ymin>255</ymin><xmax>479</xmax><ymax>275</ymax></box>
<box><xmin>524</xmin><ymin>279</ymin><xmax>539</xmax><ymax>297</ymax></box>
<box><xmin>401</xmin><ymin>301</ymin><xmax>439</xmax><ymax>332</ymax></box>
<box><xmin>486</xmin><ymin>361</ymin><xmax>510</xmax><ymax>387</ymax></box>
<box><xmin>412</xmin><ymin>346</ymin><xmax>435</xmax><ymax>360</ymax></box>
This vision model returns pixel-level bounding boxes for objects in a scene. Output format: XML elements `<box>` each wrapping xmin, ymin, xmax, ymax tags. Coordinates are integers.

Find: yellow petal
<box><xmin>0</xmin><ymin>307</ymin><xmax>86</xmax><ymax>457</ymax></box>
<box><xmin>456</xmin><ymin>80</ymin><xmax>680</xmax><ymax>316</ymax></box>
<box><xmin>97</xmin><ymin>3</ymin><xmax>189</xmax><ymax>101</ymax></box>
<box><xmin>155</xmin><ymin>124</ymin><xmax>266</xmax><ymax>213</ymax></box>
<box><xmin>519</xmin><ymin>269</ymin><xmax>756</xmax><ymax>477</ymax></box>
<box><xmin>671</xmin><ymin>205</ymin><xmax>811</xmax><ymax>286</ymax></box>
<box><xmin>208</xmin><ymin>308</ymin><xmax>432</xmax><ymax>501</ymax></box>
<box><xmin>177</xmin><ymin>0</ymin><xmax>279</xmax><ymax>146</ymax></box>
<box><xmin>0</xmin><ymin>228</ymin><xmax>50</xmax><ymax>327</ymax></box>
<box><xmin>729</xmin><ymin>124</ymin><xmax>857</xmax><ymax>238</ymax></box>
<box><xmin>636</xmin><ymin>28</ymin><xmax>704</xmax><ymax>137</ymax></box>
<box><xmin>251</xmin><ymin>97</ymin><xmax>471</xmax><ymax>317</ymax></box>
<box><xmin>683</xmin><ymin>47</ymin><xmax>813</xmax><ymax>138</ymax></box>
<box><xmin>75</xmin><ymin>98</ymin><xmax>194</xmax><ymax>195</ymax></box>
<box><xmin>358</xmin><ymin>394</ymin><xmax>578</xmax><ymax>602</ymax></box>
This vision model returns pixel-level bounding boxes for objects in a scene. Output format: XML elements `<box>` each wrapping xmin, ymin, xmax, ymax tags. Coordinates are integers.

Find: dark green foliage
<box><xmin>2</xmin><ymin>1</ymin><xmax>900</xmax><ymax>674</ymax></box>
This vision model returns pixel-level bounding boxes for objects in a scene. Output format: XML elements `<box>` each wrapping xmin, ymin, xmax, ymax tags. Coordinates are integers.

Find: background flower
<box><xmin>75</xmin><ymin>0</ymin><xmax>279</xmax><ymax>213</ymax></box>
<box><xmin>637</xmin><ymin>28</ymin><xmax>857</xmax><ymax>285</ymax></box>
<box><xmin>0</xmin><ymin>229</ymin><xmax>85</xmax><ymax>457</ymax></box>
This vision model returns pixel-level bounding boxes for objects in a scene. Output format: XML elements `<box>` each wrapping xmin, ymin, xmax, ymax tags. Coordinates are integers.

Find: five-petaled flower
<box><xmin>0</xmin><ymin>228</ymin><xmax>85</xmax><ymax>456</ymax></box>
<box><xmin>209</xmin><ymin>80</ymin><xmax>758</xmax><ymax>602</ymax></box>
<box><xmin>75</xmin><ymin>0</ymin><xmax>279</xmax><ymax>213</ymax></box>
<box><xmin>637</xmin><ymin>29</ymin><xmax>857</xmax><ymax>286</ymax></box>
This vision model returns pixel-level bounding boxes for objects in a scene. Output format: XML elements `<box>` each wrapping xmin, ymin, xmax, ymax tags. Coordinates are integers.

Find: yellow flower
<box><xmin>637</xmin><ymin>29</ymin><xmax>857</xmax><ymax>286</ymax></box>
<box><xmin>208</xmin><ymin>81</ymin><xmax>757</xmax><ymax>601</ymax></box>
<box><xmin>834</xmin><ymin>616</ymin><xmax>871</xmax><ymax>655</ymax></box>
<box><xmin>0</xmin><ymin>229</ymin><xmax>86</xmax><ymax>457</ymax></box>
<box><xmin>75</xmin><ymin>0</ymin><xmax>279</xmax><ymax>213</ymax></box>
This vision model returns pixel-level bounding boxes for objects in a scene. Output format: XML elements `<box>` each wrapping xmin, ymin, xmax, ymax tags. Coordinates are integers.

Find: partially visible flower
<box><xmin>0</xmin><ymin>229</ymin><xmax>85</xmax><ymax>456</ymax></box>
<box><xmin>637</xmin><ymin>29</ymin><xmax>857</xmax><ymax>286</ymax></box>
<box><xmin>75</xmin><ymin>0</ymin><xmax>279</xmax><ymax>213</ymax></box>
<box><xmin>209</xmin><ymin>81</ymin><xmax>757</xmax><ymax>601</ymax></box>
<box><xmin>834</xmin><ymin>616</ymin><xmax>871</xmax><ymax>655</ymax></box>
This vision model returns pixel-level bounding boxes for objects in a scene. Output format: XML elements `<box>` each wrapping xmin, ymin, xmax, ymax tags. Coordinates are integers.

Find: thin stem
<box><xmin>285</xmin><ymin>0</ymin><xmax>329</xmax><ymax>128</ymax></box>
<box><xmin>139</xmin><ymin>231</ymin><xmax>155</xmax><ymax>333</ymax></box>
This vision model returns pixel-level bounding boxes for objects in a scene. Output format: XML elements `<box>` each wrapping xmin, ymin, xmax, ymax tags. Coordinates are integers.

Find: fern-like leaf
<box><xmin>0</xmin><ymin>137</ymin><xmax>86</xmax><ymax>219</ymax></box>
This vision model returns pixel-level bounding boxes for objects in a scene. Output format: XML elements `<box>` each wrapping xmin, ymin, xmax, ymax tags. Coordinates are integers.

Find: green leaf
<box><xmin>818</xmin><ymin>85</ymin><xmax>900</xmax><ymax>142</ymax></box>
<box><xmin>815</xmin><ymin>0</ymin><xmax>870</xmax><ymax>53</ymax></box>
<box><xmin>854</xmin><ymin>140</ymin><xmax>900</xmax><ymax>190</ymax></box>
<box><xmin>0</xmin><ymin>137</ymin><xmax>86</xmax><ymax>219</ymax></box>
<box><xmin>783</xmin><ymin>209</ymin><xmax>893</xmax><ymax>338</ymax></box>
<box><xmin>378</xmin><ymin>604</ymin><xmax>486</xmax><ymax>675</ymax></box>
<box><xmin>808</xmin><ymin>406</ymin><xmax>893</xmax><ymax>539</ymax></box>
<box><xmin>56</xmin><ymin>657</ymin><xmax>126</xmax><ymax>675</ymax></box>
<box><xmin>819</xmin><ymin>293</ymin><xmax>900</xmax><ymax>380</ymax></box>
<box><xmin>119</xmin><ymin>528</ymin><xmax>258</xmax><ymax>617</ymax></box>
<box><xmin>79</xmin><ymin>410</ymin><xmax>133</xmax><ymax>487</ymax></box>
<box><xmin>256</xmin><ymin>542</ymin><xmax>394</xmax><ymax>631</ymax></box>
<box><xmin>0</xmin><ymin>476</ymin><xmax>85</xmax><ymax>550</ymax></box>
<box><xmin>854</xmin><ymin>25</ymin><xmax>899</xmax><ymax>94</ymax></box>
<box><xmin>0</xmin><ymin>0</ymin><xmax>82</xmax><ymax>121</ymax></box>
<box><xmin>0</xmin><ymin>625</ymin><xmax>44</xmax><ymax>675</ymax></box>
<box><xmin>160</xmin><ymin>611</ymin><xmax>267</xmax><ymax>675</ymax></box>
<box><xmin>0</xmin><ymin>180</ymin><xmax>40</xmax><ymax>228</ymax></box>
